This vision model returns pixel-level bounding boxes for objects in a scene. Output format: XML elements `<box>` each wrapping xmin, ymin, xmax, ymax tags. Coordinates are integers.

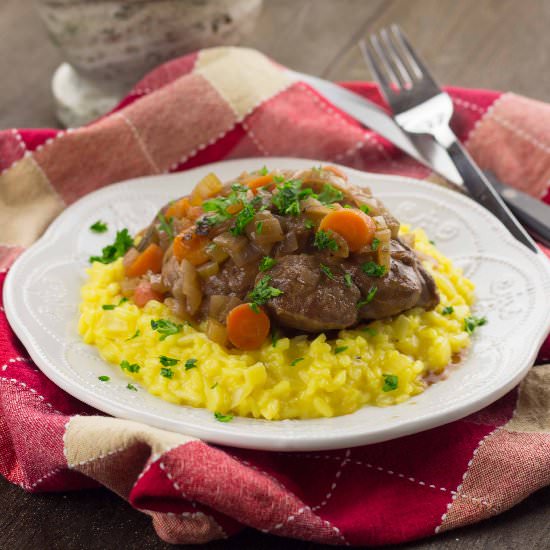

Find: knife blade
<box><xmin>285</xmin><ymin>70</ymin><xmax>549</xmax><ymax>251</ymax></box>
<box><xmin>285</xmin><ymin>70</ymin><xmax>464</xmax><ymax>186</ymax></box>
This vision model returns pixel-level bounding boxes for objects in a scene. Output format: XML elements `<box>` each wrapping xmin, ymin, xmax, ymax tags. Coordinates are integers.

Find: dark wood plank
<box><xmin>1</xmin><ymin>1</ymin><xmax>550</xmax><ymax>549</ymax></box>
<box><xmin>326</xmin><ymin>0</ymin><xmax>550</xmax><ymax>100</ymax></box>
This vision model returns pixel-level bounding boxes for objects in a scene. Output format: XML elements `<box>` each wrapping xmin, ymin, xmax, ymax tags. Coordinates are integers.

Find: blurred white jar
<box><xmin>35</xmin><ymin>0</ymin><xmax>263</xmax><ymax>127</ymax></box>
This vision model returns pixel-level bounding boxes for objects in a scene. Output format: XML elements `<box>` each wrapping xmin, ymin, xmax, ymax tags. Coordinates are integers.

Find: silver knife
<box><xmin>286</xmin><ymin>69</ymin><xmax>550</xmax><ymax>251</ymax></box>
<box><xmin>285</xmin><ymin>70</ymin><xmax>463</xmax><ymax>186</ymax></box>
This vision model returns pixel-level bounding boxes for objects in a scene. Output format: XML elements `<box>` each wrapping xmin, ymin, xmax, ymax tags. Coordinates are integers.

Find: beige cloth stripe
<box><xmin>194</xmin><ymin>47</ymin><xmax>292</xmax><ymax>119</ymax></box>
<box><xmin>436</xmin><ymin>365</ymin><xmax>550</xmax><ymax>532</ymax></box>
<box><xmin>0</xmin><ymin>155</ymin><xmax>64</xmax><ymax>247</ymax></box>
<box><xmin>64</xmin><ymin>416</ymin><xmax>195</xmax><ymax>469</ymax></box>
<box><xmin>506</xmin><ymin>365</ymin><xmax>550</xmax><ymax>432</ymax></box>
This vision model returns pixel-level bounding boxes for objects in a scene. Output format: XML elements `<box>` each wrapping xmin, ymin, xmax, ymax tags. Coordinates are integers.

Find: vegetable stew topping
<box><xmin>96</xmin><ymin>166</ymin><xmax>439</xmax><ymax>349</ymax></box>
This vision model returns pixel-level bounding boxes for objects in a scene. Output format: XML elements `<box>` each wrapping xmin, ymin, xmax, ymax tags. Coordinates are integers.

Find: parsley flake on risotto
<box><xmin>79</xmin><ymin>165</ymin><xmax>482</xmax><ymax>420</ymax></box>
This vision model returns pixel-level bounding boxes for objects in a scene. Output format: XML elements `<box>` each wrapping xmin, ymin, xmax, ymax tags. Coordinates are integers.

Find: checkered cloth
<box><xmin>1</xmin><ymin>48</ymin><xmax>549</xmax><ymax>545</ymax></box>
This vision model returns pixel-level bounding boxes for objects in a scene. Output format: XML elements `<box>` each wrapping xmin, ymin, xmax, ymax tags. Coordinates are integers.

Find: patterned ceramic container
<box><xmin>34</xmin><ymin>0</ymin><xmax>263</xmax><ymax>126</ymax></box>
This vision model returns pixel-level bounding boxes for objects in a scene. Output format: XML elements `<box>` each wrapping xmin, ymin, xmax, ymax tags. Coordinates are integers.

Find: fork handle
<box><xmin>445</xmin><ymin>137</ymin><xmax>540</xmax><ymax>254</ymax></box>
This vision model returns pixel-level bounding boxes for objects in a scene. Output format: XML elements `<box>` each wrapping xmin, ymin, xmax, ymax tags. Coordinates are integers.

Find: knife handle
<box><xmin>482</xmin><ymin>171</ymin><xmax>550</xmax><ymax>249</ymax></box>
<box><xmin>446</xmin><ymin>139</ymin><xmax>540</xmax><ymax>254</ymax></box>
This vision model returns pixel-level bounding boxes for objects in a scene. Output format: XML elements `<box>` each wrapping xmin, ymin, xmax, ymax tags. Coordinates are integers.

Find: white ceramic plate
<box><xmin>4</xmin><ymin>158</ymin><xmax>550</xmax><ymax>451</ymax></box>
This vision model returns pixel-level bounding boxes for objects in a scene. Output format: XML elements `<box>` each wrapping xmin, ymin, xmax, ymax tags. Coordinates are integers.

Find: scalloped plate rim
<box><xmin>4</xmin><ymin>157</ymin><xmax>550</xmax><ymax>451</ymax></box>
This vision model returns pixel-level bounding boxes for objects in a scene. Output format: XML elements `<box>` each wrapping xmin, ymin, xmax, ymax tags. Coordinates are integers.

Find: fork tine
<box><xmin>390</xmin><ymin>24</ymin><xmax>439</xmax><ymax>86</ymax></box>
<box><xmin>370</xmin><ymin>33</ymin><xmax>402</xmax><ymax>90</ymax></box>
<box><xmin>358</xmin><ymin>38</ymin><xmax>395</xmax><ymax>103</ymax></box>
<box><xmin>380</xmin><ymin>27</ymin><xmax>413</xmax><ymax>88</ymax></box>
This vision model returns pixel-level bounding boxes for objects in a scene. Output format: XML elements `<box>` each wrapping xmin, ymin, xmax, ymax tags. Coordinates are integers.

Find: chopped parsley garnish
<box><xmin>98</xmin><ymin>375</ymin><xmax>110</xmax><ymax>382</ymax></box>
<box><xmin>362</xmin><ymin>327</ymin><xmax>377</xmax><ymax>336</ymax></box>
<box><xmin>126</xmin><ymin>329</ymin><xmax>140</xmax><ymax>341</ymax></box>
<box><xmin>344</xmin><ymin>272</ymin><xmax>353</xmax><ymax>288</ymax></box>
<box><xmin>442</xmin><ymin>306</ymin><xmax>454</xmax><ymax>315</ymax></box>
<box><xmin>214</xmin><ymin>412</ymin><xmax>233</xmax><ymax>422</ymax></box>
<box><xmin>102</xmin><ymin>297</ymin><xmax>128</xmax><ymax>310</ymax></box>
<box><xmin>257</xmin><ymin>166</ymin><xmax>269</xmax><ymax>176</ymax></box>
<box><xmin>151</xmin><ymin>319</ymin><xmax>183</xmax><ymax>341</ymax></box>
<box><xmin>359</xmin><ymin>205</ymin><xmax>370</xmax><ymax>215</ymax></box>
<box><xmin>259</xmin><ymin>256</ymin><xmax>277</xmax><ymax>271</ymax></box>
<box><xmin>90</xmin><ymin>220</ymin><xmax>108</xmax><ymax>233</ymax></box>
<box><xmin>185</xmin><ymin>358</ymin><xmax>198</xmax><ymax>370</ymax></box>
<box><xmin>256</xmin><ymin>221</ymin><xmax>263</xmax><ymax>234</ymax></box>
<box><xmin>230</xmin><ymin>202</ymin><xmax>256</xmax><ymax>236</ymax></box>
<box><xmin>160</xmin><ymin>367</ymin><xmax>174</xmax><ymax>379</ymax></box>
<box><xmin>371</xmin><ymin>238</ymin><xmax>380</xmax><ymax>251</ymax></box>
<box><xmin>127</xmin><ymin>383</ymin><xmax>138</xmax><ymax>391</ymax></box>
<box><xmin>202</xmin><ymin>184</ymin><xmax>249</xmax><ymax>227</ymax></box>
<box><xmin>464</xmin><ymin>315</ymin><xmax>487</xmax><ymax>334</ymax></box>
<box><xmin>304</xmin><ymin>219</ymin><xmax>315</xmax><ymax>230</ymax></box>
<box><xmin>361</xmin><ymin>261</ymin><xmax>386</xmax><ymax>277</ymax></box>
<box><xmin>429</xmin><ymin>239</ymin><xmax>436</xmax><ymax>245</ymax></box>
<box><xmin>120</xmin><ymin>360</ymin><xmax>140</xmax><ymax>373</ymax></box>
<box><xmin>211</xmin><ymin>382</ymin><xmax>218</xmax><ymax>389</ymax></box>
<box><xmin>320</xmin><ymin>264</ymin><xmax>335</xmax><ymax>280</ymax></box>
<box><xmin>343</xmin><ymin>204</ymin><xmax>352</xmax><ymax>209</ymax></box>
<box><xmin>273</xmin><ymin>174</ymin><xmax>285</xmax><ymax>183</ymax></box>
<box><xmin>159</xmin><ymin>356</ymin><xmax>179</xmax><ymax>367</ymax></box>
<box><xmin>334</xmin><ymin>346</ymin><xmax>348</xmax><ymax>354</ymax></box>
<box><xmin>89</xmin><ymin>228</ymin><xmax>133</xmax><ymax>264</ymax></box>
<box><xmin>314</xmin><ymin>229</ymin><xmax>338</xmax><ymax>251</ymax></box>
<box><xmin>317</xmin><ymin>184</ymin><xmax>344</xmax><ymax>205</ymax></box>
<box><xmin>157</xmin><ymin>213</ymin><xmax>174</xmax><ymax>239</ymax></box>
<box><xmin>272</xmin><ymin>178</ymin><xmax>314</xmax><ymax>216</ymax></box>
<box><xmin>382</xmin><ymin>374</ymin><xmax>398</xmax><ymax>392</ymax></box>
<box><xmin>357</xmin><ymin>285</ymin><xmax>377</xmax><ymax>308</ymax></box>
<box><xmin>290</xmin><ymin>357</ymin><xmax>304</xmax><ymax>366</ymax></box>
<box><xmin>271</xmin><ymin>329</ymin><xmax>281</xmax><ymax>348</ymax></box>
<box><xmin>248</xmin><ymin>276</ymin><xmax>283</xmax><ymax>312</ymax></box>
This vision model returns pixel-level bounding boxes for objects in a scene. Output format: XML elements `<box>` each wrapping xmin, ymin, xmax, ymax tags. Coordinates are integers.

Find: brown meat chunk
<box><xmin>346</xmin><ymin>239</ymin><xmax>439</xmax><ymax>319</ymax></box>
<box><xmin>202</xmin><ymin>259</ymin><xmax>259</xmax><ymax>301</ymax></box>
<box><xmin>263</xmin><ymin>254</ymin><xmax>360</xmax><ymax>332</ymax></box>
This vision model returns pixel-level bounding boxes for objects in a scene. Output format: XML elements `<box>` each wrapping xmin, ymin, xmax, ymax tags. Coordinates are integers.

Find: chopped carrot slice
<box><xmin>165</xmin><ymin>197</ymin><xmax>190</xmax><ymax>219</ymax></box>
<box><xmin>319</xmin><ymin>209</ymin><xmax>376</xmax><ymax>252</ymax></box>
<box><xmin>173</xmin><ymin>230</ymin><xmax>210</xmax><ymax>266</ymax></box>
<box><xmin>226</xmin><ymin>303</ymin><xmax>270</xmax><ymax>350</ymax></box>
<box><xmin>133</xmin><ymin>281</ymin><xmax>164</xmax><ymax>307</ymax></box>
<box><xmin>125</xmin><ymin>244</ymin><xmax>164</xmax><ymax>278</ymax></box>
<box><xmin>245</xmin><ymin>174</ymin><xmax>274</xmax><ymax>191</ymax></box>
<box><xmin>322</xmin><ymin>165</ymin><xmax>348</xmax><ymax>180</ymax></box>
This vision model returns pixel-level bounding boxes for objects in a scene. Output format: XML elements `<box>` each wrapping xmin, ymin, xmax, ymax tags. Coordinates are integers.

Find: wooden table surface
<box><xmin>1</xmin><ymin>1</ymin><xmax>549</xmax><ymax>548</ymax></box>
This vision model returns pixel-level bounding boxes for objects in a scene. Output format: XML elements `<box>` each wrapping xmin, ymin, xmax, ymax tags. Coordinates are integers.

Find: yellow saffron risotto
<box><xmin>78</xmin><ymin>227</ymin><xmax>475</xmax><ymax>420</ymax></box>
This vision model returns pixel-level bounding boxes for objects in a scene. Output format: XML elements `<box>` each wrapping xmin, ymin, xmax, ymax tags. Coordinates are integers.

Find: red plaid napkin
<box><xmin>1</xmin><ymin>48</ymin><xmax>549</xmax><ymax>546</ymax></box>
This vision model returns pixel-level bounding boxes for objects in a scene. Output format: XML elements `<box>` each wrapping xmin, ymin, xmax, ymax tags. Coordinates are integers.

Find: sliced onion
<box><xmin>206</xmin><ymin>318</ymin><xmax>228</xmax><ymax>346</ymax></box>
<box><xmin>164</xmin><ymin>297</ymin><xmax>190</xmax><ymax>320</ymax></box>
<box><xmin>181</xmin><ymin>259</ymin><xmax>202</xmax><ymax>315</ymax></box>
<box><xmin>276</xmin><ymin>230</ymin><xmax>298</xmax><ymax>256</ymax></box>
<box><xmin>329</xmin><ymin>230</ymin><xmax>350</xmax><ymax>258</ymax></box>
<box><xmin>209</xmin><ymin>295</ymin><xmax>243</xmax><ymax>323</ymax></box>
<box><xmin>196</xmin><ymin>260</ymin><xmax>219</xmax><ymax>279</ymax></box>
<box><xmin>149</xmin><ymin>273</ymin><xmax>169</xmax><ymax>293</ymax></box>
<box><xmin>374</xmin><ymin>228</ymin><xmax>391</xmax><ymax>274</ymax></box>
<box><xmin>189</xmin><ymin>172</ymin><xmax>223</xmax><ymax>206</ymax></box>
<box><xmin>246</xmin><ymin>211</ymin><xmax>283</xmax><ymax>246</ymax></box>
<box><xmin>213</xmin><ymin>232</ymin><xmax>261</xmax><ymax>267</ymax></box>
<box><xmin>120</xmin><ymin>277</ymin><xmax>140</xmax><ymax>297</ymax></box>
<box><xmin>205</xmin><ymin>242</ymin><xmax>229</xmax><ymax>264</ymax></box>
<box><xmin>303</xmin><ymin>204</ymin><xmax>333</xmax><ymax>224</ymax></box>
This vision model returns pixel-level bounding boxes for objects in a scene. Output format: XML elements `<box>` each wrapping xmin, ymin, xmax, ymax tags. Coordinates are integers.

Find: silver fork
<box><xmin>359</xmin><ymin>25</ymin><xmax>540</xmax><ymax>254</ymax></box>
